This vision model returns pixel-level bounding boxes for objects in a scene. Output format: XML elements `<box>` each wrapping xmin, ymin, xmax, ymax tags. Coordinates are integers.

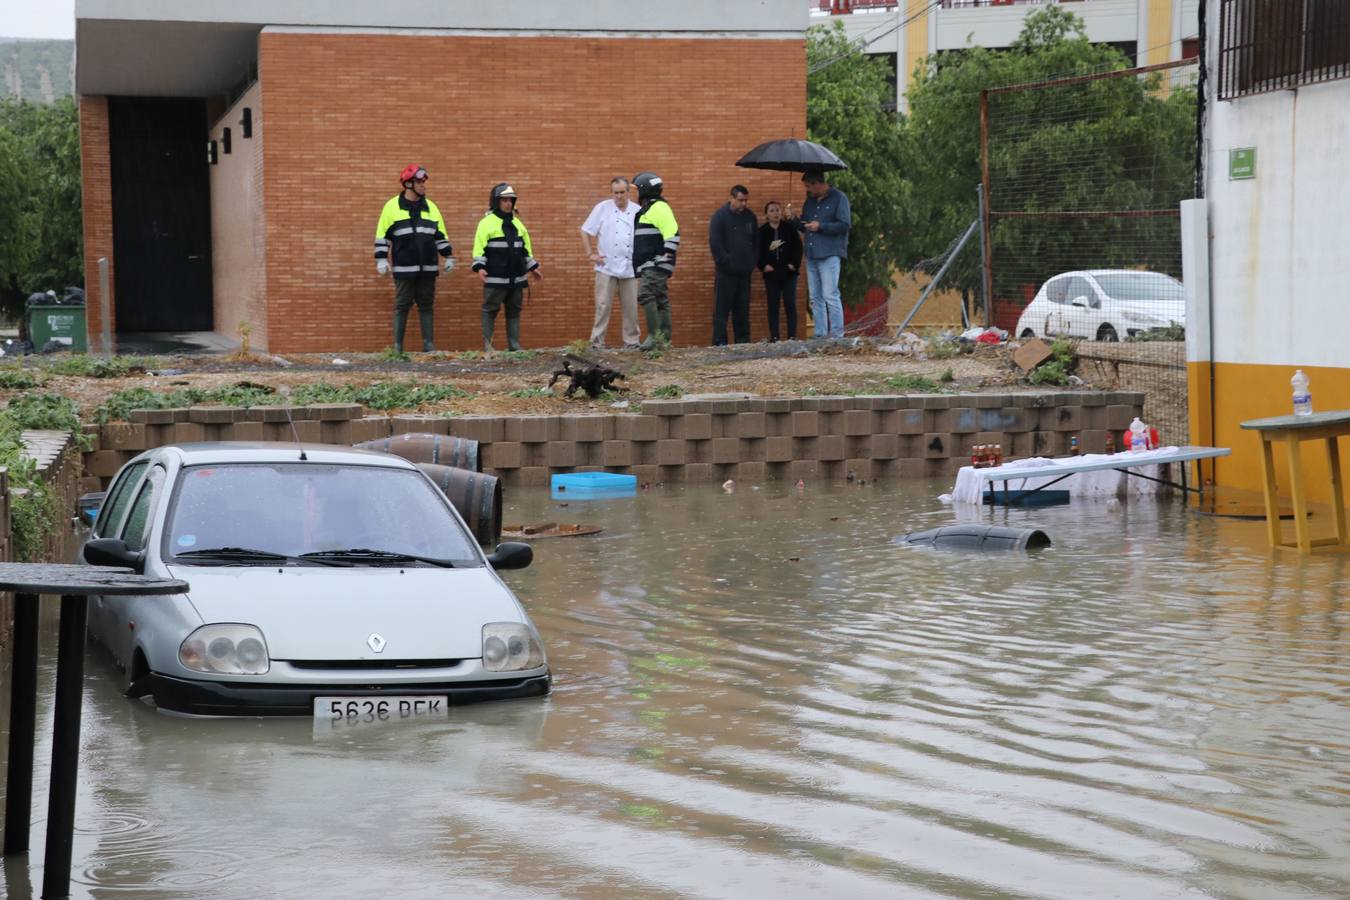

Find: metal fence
<box><xmin>981</xmin><ymin>60</ymin><xmax>1198</xmax><ymax>446</ymax></box>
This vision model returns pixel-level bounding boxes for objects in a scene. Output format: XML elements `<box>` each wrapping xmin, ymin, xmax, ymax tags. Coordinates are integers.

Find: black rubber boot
<box><xmin>481</xmin><ymin>311</ymin><xmax>496</xmax><ymax>352</ymax></box>
<box><xmin>419</xmin><ymin>310</ymin><xmax>435</xmax><ymax>352</ymax></box>
<box><xmin>505</xmin><ymin>316</ymin><xmax>523</xmax><ymax>352</ymax></box>
<box><xmin>393</xmin><ymin>307</ymin><xmax>409</xmax><ymax>354</ymax></box>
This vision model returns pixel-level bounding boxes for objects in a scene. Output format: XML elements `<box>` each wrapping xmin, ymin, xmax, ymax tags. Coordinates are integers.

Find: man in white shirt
<box><xmin>580</xmin><ymin>177</ymin><xmax>642</xmax><ymax>349</ymax></box>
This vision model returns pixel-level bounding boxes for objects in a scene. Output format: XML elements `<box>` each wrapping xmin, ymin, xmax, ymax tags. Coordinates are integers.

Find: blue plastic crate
<box><xmin>550</xmin><ymin>472</ymin><xmax>637</xmax><ymax>500</ymax></box>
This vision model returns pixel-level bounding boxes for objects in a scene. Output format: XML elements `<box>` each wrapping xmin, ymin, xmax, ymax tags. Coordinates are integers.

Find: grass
<box><xmin>884</xmin><ymin>374</ymin><xmax>944</xmax><ymax>393</ymax></box>
<box><xmin>94</xmin><ymin>380</ymin><xmax>474</xmax><ymax>423</ymax></box>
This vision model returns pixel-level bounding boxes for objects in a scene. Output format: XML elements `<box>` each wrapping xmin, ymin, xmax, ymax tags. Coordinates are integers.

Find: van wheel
<box><xmin>1097</xmin><ymin>324</ymin><xmax>1118</xmax><ymax>342</ymax></box>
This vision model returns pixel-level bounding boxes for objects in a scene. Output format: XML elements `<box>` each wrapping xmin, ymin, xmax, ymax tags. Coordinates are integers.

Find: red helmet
<box><xmin>399</xmin><ymin>164</ymin><xmax>428</xmax><ymax>185</ymax></box>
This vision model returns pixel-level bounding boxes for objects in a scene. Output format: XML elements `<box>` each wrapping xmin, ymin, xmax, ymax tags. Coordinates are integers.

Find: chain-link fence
<box><xmin>981</xmin><ymin>60</ymin><xmax>1198</xmax><ymax>446</ymax></box>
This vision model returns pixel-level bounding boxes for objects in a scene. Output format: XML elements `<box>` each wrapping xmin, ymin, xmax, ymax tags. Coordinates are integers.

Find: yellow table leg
<box><xmin>1327</xmin><ymin>436</ymin><xmax>1348</xmax><ymax>545</ymax></box>
<box><xmin>1286</xmin><ymin>435</ymin><xmax>1311</xmax><ymax>554</ymax></box>
<box><xmin>1257</xmin><ymin>435</ymin><xmax>1282</xmax><ymax>548</ymax></box>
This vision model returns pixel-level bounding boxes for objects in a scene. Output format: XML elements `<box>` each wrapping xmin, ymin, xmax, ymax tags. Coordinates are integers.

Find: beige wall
<box><xmin>209</xmin><ymin>82</ymin><xmax>267</xmax><ymax>351</ymax></box>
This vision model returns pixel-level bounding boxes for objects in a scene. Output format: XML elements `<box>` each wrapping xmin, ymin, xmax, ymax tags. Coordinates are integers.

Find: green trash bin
<box><xmin>28</xmin><ymin>304</ymin><xmax>88</xmax><ymax>352</ymax></box>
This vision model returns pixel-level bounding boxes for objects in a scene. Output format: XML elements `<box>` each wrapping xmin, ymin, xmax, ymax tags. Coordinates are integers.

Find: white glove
<box><xmin>376</xmin><ymin>259</ymin><xmax>390</xmax><ymax>276</ymax></box>
<box><xmin>444</xmin><ymin>258</ymin><xmax>455</xmax><ymax>273</ymax></box>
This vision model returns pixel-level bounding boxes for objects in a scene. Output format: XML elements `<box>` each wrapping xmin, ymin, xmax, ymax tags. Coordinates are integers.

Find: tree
<box><xmin>806</xmin><ymin>22</ymin><xmax>910</xmax><ymax>307</ymax></box>
<box><xmin>0</xmin><ymin>97</ymin><xmax>84</xmax><ymax>324</ymax></box>
<box><xmin>898</xmin><ymin>7</ymin><xmax>1196</xmax><ymax>307</ymax></box>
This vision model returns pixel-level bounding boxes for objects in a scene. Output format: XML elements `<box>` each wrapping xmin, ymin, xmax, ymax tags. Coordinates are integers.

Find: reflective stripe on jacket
<box><xmin>471</xmin><ymin>212</ymin><xmax>539</xmax><ymax>286</ymax></box>
<box><xmin>374</xmin><ymin>195</ymin><xmax>452</xmax><ymax>278</ymax></box>
<box><xmin>633</xmin><ymin>198</ymin><xmax>680</xmax><ymax>275</ymax></box>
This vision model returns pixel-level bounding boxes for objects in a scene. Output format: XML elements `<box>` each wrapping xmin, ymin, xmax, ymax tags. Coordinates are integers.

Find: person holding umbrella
<box><xmin>734</xmin><ymin>139</ymin><xmax>850</xmax><ymax>339</ymax></box>
<box><xmin>798</xmin><ymin>171</ymin><xmax>852</xmax><ymax>339</ymax></box>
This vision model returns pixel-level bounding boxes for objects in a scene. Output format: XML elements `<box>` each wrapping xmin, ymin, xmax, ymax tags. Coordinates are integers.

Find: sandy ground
<box><xmin>6</xmin><ymin>338</ymin><xmax>1184</xmax><ymax>422</ymax></box>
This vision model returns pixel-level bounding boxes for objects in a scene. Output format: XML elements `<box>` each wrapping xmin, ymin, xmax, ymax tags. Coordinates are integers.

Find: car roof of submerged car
<box><xmin>147</xmin><ymin>442</ymin><xmax>420</xmax><ymax>469</ymax></box>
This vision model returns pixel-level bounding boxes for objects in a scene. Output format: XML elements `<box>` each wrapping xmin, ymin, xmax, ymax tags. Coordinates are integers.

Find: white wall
<box><xmin>1205</xmin><ymin>80</ymin><xmax>1350</xmax><ymax>369</ymax></box>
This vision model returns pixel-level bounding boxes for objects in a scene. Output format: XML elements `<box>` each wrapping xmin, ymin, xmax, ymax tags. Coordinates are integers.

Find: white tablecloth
<box><xmin>951</xmin><ymin>448</ymin><xmax>1182</xmax><ymax>504</ymax></box>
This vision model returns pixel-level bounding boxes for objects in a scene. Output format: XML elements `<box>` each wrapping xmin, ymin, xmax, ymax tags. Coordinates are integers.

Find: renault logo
<box><xmin>367</xmin><ymin>633</ymin><xmax>387</xmax><ymax>653</ymax></box>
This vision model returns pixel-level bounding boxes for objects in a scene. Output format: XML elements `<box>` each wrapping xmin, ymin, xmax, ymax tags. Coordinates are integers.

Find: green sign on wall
<box><xmin>1229</xmin><ymin>147</ymin><xmax>1257</xmax><ymax>180</ymax></box>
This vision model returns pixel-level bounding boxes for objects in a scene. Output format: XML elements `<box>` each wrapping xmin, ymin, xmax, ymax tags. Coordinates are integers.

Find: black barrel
<box><xmin>897</xmin><ymin>524</ymin><xmax>1051</xmax><ymax>552</ymax></box>
<box><xmin>355</xmin><ymin>433</ymin><xmax>480</xmax><ymax>472</ymax></box>
<box><xmin>416</xmin><ymin>463</ymin><xmax>501</xmax><ymax>547</ymax></box>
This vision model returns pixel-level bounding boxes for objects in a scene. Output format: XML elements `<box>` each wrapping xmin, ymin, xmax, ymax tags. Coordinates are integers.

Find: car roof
<box><xmin>151</xmin><ymin>442</ymin><xmax>419</xmax><ymax>468</ymax></box>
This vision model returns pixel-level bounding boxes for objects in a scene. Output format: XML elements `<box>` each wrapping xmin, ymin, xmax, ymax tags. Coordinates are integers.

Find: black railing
<box><xmin>1219</xmin><ymin>0</ymin><xmax>1350</xmax><ymax>99</ymax></box>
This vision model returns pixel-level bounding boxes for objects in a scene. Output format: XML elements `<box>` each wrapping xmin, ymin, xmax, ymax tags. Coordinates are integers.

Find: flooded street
<box><xmin>3</xmin><ymin>479</ymin><xmax>1349</xmax><ymax>898</ymax></box>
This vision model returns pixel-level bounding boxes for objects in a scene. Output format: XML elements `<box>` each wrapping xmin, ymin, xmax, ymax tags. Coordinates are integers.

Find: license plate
<box><xmin>314</xmin><ymin>696</ymin><xmax>449</xmax><ymax>723</ymax></box>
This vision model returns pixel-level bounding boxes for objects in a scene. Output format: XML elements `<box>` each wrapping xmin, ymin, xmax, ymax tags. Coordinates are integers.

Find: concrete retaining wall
<box><xmin>79</xmin><ymin>392</ymin><xmax>1146</xmax><ymax>491</ymax></box>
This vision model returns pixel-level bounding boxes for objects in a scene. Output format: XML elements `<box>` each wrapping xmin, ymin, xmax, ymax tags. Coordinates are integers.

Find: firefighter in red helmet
<box><xmin>373</xmin><ymin>164</ymin><xmax>454</xmax><ymax>353</ymax></box>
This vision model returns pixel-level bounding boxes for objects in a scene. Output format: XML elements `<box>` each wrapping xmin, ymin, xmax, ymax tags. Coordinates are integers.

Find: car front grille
<box><xmin>284</xmin><ymin>659</ymin><xmax>466</xmax><ymax>670</ymax></box>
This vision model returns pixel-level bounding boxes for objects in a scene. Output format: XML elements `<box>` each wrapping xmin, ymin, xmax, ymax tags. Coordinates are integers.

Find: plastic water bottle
<box><xmin>1128</xmin><ymin>417</ymin><xmax>1149</xmax><ymax>451</ymax></box>
<box><xmin>1291</xmin><ymin>370</ymin><xmax>1313</xmax><ymax>417</ymax></box>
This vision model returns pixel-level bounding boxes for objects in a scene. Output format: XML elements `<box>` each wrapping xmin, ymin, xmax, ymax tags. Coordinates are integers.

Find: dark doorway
<box><xmin>109</xmin><ymin>97</ymin><xmax>214</xmax><ymax>332</ymax></box>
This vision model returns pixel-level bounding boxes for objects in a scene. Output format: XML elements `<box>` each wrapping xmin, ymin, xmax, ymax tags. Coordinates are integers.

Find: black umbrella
<box><xmin>735</xmin><ymin>139</ymin><xmax>848</xmax><ymax>172</ymax></box>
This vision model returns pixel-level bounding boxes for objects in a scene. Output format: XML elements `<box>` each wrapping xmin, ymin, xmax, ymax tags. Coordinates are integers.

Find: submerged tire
<box><xmin>898</xmin><ymin>524</ymin><xmax>1051</xmax><ymax>552</ymax></box>
<box><xmin>416</xmin><ymin>463</ymin><xmax>501</xmax><ymax>547</ymax></box>
<box><xmin>354</xmin><ymin>433</ymin><xmax>481</xmax><ymax>472</ymax></box>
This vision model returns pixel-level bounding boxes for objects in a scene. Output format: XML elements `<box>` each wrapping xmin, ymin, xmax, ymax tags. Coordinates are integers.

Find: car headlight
<box><xmin>481</xmin><ymin>623</ymin><xmax>546</xmax><ymax>672</ymax></box>
<box><xmin>179</xmin><ymin>624</ymin><xmax>270</xmax><ymax>675</ymax></box>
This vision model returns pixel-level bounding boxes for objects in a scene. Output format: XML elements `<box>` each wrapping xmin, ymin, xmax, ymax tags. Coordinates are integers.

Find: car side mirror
<box><xmin>84</xmin><ymin>538</ymin><xmax>146</xmax><ymax>573</ymax></box>
<box><xmin>1071</xmin><ymin>295</ymin><xmax>1091</xmax><ymax>308</ymax></box>
<box><xmin>486</xmin><ymin>541</ymin><xmax>533</xmax><ymax>571</ymax></box>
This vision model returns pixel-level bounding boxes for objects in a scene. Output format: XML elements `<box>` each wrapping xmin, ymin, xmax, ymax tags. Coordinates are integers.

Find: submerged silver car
<box><xmin>82</xmin><ymin>443</ymin><xmax>549</xmax><ymax>716</ymax></box>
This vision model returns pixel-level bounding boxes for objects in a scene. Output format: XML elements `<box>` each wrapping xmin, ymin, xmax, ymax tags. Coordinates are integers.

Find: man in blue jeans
<box><xmin>797</xmin><ymin>171</ymin><xmax>852</xmax><ymax>338</ymax></box>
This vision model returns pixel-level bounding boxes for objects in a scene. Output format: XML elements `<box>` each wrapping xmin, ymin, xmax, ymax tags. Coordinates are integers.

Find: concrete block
<box><xmin>171</xmin><ymin>422</ymin><xmax>207</xmax><ymax>443</ymax></box>
<box><xmin>448</xmin><ymin>416</ymin><xmax>504</xmax><ymax>443</ymax></box>
<box><xmin>351</xmin><ymin>416</ymin><xmax>392</xmax><ymax>443</ymax></box>
<box><xmin>941</xmin><ymin>408</ymin><xmax>978</xmax><ymax>434</ymax></box>
<box><xmin>706</xmin><ymin>437</ymin><xmax>739</xmax><ymax>465</ymax></box>
<box><xmin>561</xmin><ymin>415</ymin><xmax>611</xmax><ymax>443</ymax></box>
<box><xmin>922</xmin><ymin>433</ymin><xmax>952</xmax><ymax>458</ymax></box>
<box><xmin>735</xmin><ymin>460</ymin><xmax>766</xmax><ymax>482</ymax></box>
<box><xmin>85</xmin><ymin>450</ymin><xmax>132</xmax><ymax>478</ymax></box>
<box><xmin>897</xmin><ymin>458</ymin><xmax>926</xmax><ymax>479</ymax></box>
<box><xmin>791</xmin><ymin>411</ymin><xmax>819</xmax><ymax>437</ymax></box>
<box><xmin>765</xmin><ymin>436</ymin><xmax>793</xmax><ymax>462</ymax></box>
<box><xmin>232</xmin><ymin>421</ymin><xmax>266</xmax><ymax>442</ymax></box>
<box><xmin>896</xmin><ymin>409</ymin><xmax>927</xmax><ymax>435</ymax></box>
<box><xmin>393</xmin><ymin>414</ymin><xmax>449</xmax><ymax>435</ymax></box>
<box><xmin>656</xmin><ymin>440</ymin><xmax>687</xmax><ymax>466</ymax></box>
<box><xmin>602</xmin><ymin>440</ymin><xmax>632</xmax><ymax>467</ymax></box>
<box><xmin>816</xmin><ymin>435</ymin><xmax>846</xmax><ymax>461</ymax></box>
<box><xmin>614</xmin><ymin>414</ymin><xmax>663</xmax><ymax>442</ymax></box>
<box><xmin>684</xmin><ymin>463</ymin><xmax>714</xmax><ymax>482</ymax></box>
<box><xmin>870</xmin><ymin>434</ymin><xmax>900</xmax><ymax>460</ymax></box>
<box><xmin>546</xmin><ymin>442</ymin><xmax>578</xmax><ymax>468</ymax></box>
<box><xmin>484</xmin><ymin>442</ymin><xmax>523</xmax><ymax>469</ymax></box>
<box><xmin>670</xmin><ymin>413</ymin><xmax>712</xmax><ymax>440</ymax></box>
<box><xmin>736</xmin><ymin>412</ymin><xmax>766</xmax><ymax>439</ymax></box>
<box><xmin>1105</xmin><ymin>405</ymin><xmax>1134</xmax><ymax>430</ymax></box>
<box><xmin>789</xmin><ymin>459</ymin><xmax>819</xmax><ymax>481</ymax></box>
<box><xmin>319</xmin><ymin>420</ymin><xmax>354</xmax><ymax>445</ymax></box>
<box><xmin>845</xmin><ymin>459</ymin><xmax>873</xmax><ymax>481</ymax></box>
<box><xmin>843</xmin><ymin>409</ymin><xmax>873</xmax><ymax>436</ymax></box>
<box><xmin>102</xmin><ymin>422</ymin><xmax>146</xmax><ymax>451</ymax></box>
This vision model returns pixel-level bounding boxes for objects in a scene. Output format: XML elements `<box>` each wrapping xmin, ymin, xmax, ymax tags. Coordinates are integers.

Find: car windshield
<box><xmin>1093</xmin><ymin>272</ymin><xmax>1183</xmax><ymax>301</ymax></box>
<box><xmin>164</xmin><ymin>463</ymin><xmax>481</xmax><ymax>565</ymax></box>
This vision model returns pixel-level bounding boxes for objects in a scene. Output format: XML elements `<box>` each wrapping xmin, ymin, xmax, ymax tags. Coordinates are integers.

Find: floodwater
<box><xmin>2</xmin><ymin>479</ymin><xmax>1349</xmax><ymax>899</ymax></box>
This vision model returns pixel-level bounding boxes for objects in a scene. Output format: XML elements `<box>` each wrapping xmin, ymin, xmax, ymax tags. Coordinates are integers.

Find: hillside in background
<box><xmin>1</xmin><ymin>39</ymin><xmax>75</xmax><ymax>102</ymax></box>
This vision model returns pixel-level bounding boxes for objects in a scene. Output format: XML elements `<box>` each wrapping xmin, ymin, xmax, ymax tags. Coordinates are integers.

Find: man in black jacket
<box><xmin>708</xmin><ymin>185</ymin><xmax>759</xmax><ymax>345</ymax></box>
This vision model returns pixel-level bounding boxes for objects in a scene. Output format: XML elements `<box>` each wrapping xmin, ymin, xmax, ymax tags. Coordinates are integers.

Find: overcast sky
<box><xmin>3</xmin><ymin>1</ymin><xmax>76</xmax><ymax>40</ymax></box>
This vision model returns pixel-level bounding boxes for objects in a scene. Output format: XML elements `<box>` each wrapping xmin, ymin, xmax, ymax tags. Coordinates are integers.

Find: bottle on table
<box><xmin>1292</xmin><ymin>369</ymin><xmax>1313</xmax><ymax>417</ymax></box>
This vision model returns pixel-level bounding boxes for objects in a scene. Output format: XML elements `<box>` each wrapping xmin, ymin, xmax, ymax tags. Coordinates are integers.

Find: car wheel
<box><xmin>1097</xmin><ymin>324</ymin><xmax>1118</xmax><ymax>342</ymax></box>
<box><xmin>1020</xmin><ymin>328</ymin><xmax>1035</xmax><ymax>339</ymax></box>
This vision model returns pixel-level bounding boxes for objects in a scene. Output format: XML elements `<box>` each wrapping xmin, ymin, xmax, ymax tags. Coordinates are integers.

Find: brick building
<box><xmin>76</xmin><ymin>1</ymin><xmax>807</xmax><ymax>353</ymax></box>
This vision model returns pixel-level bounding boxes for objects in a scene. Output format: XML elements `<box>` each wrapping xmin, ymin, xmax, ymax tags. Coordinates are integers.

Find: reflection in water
<box><xmin>2</xmin><ymin>479</ymin><xmax>1348</xmax><ymax>898</ymax></box>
